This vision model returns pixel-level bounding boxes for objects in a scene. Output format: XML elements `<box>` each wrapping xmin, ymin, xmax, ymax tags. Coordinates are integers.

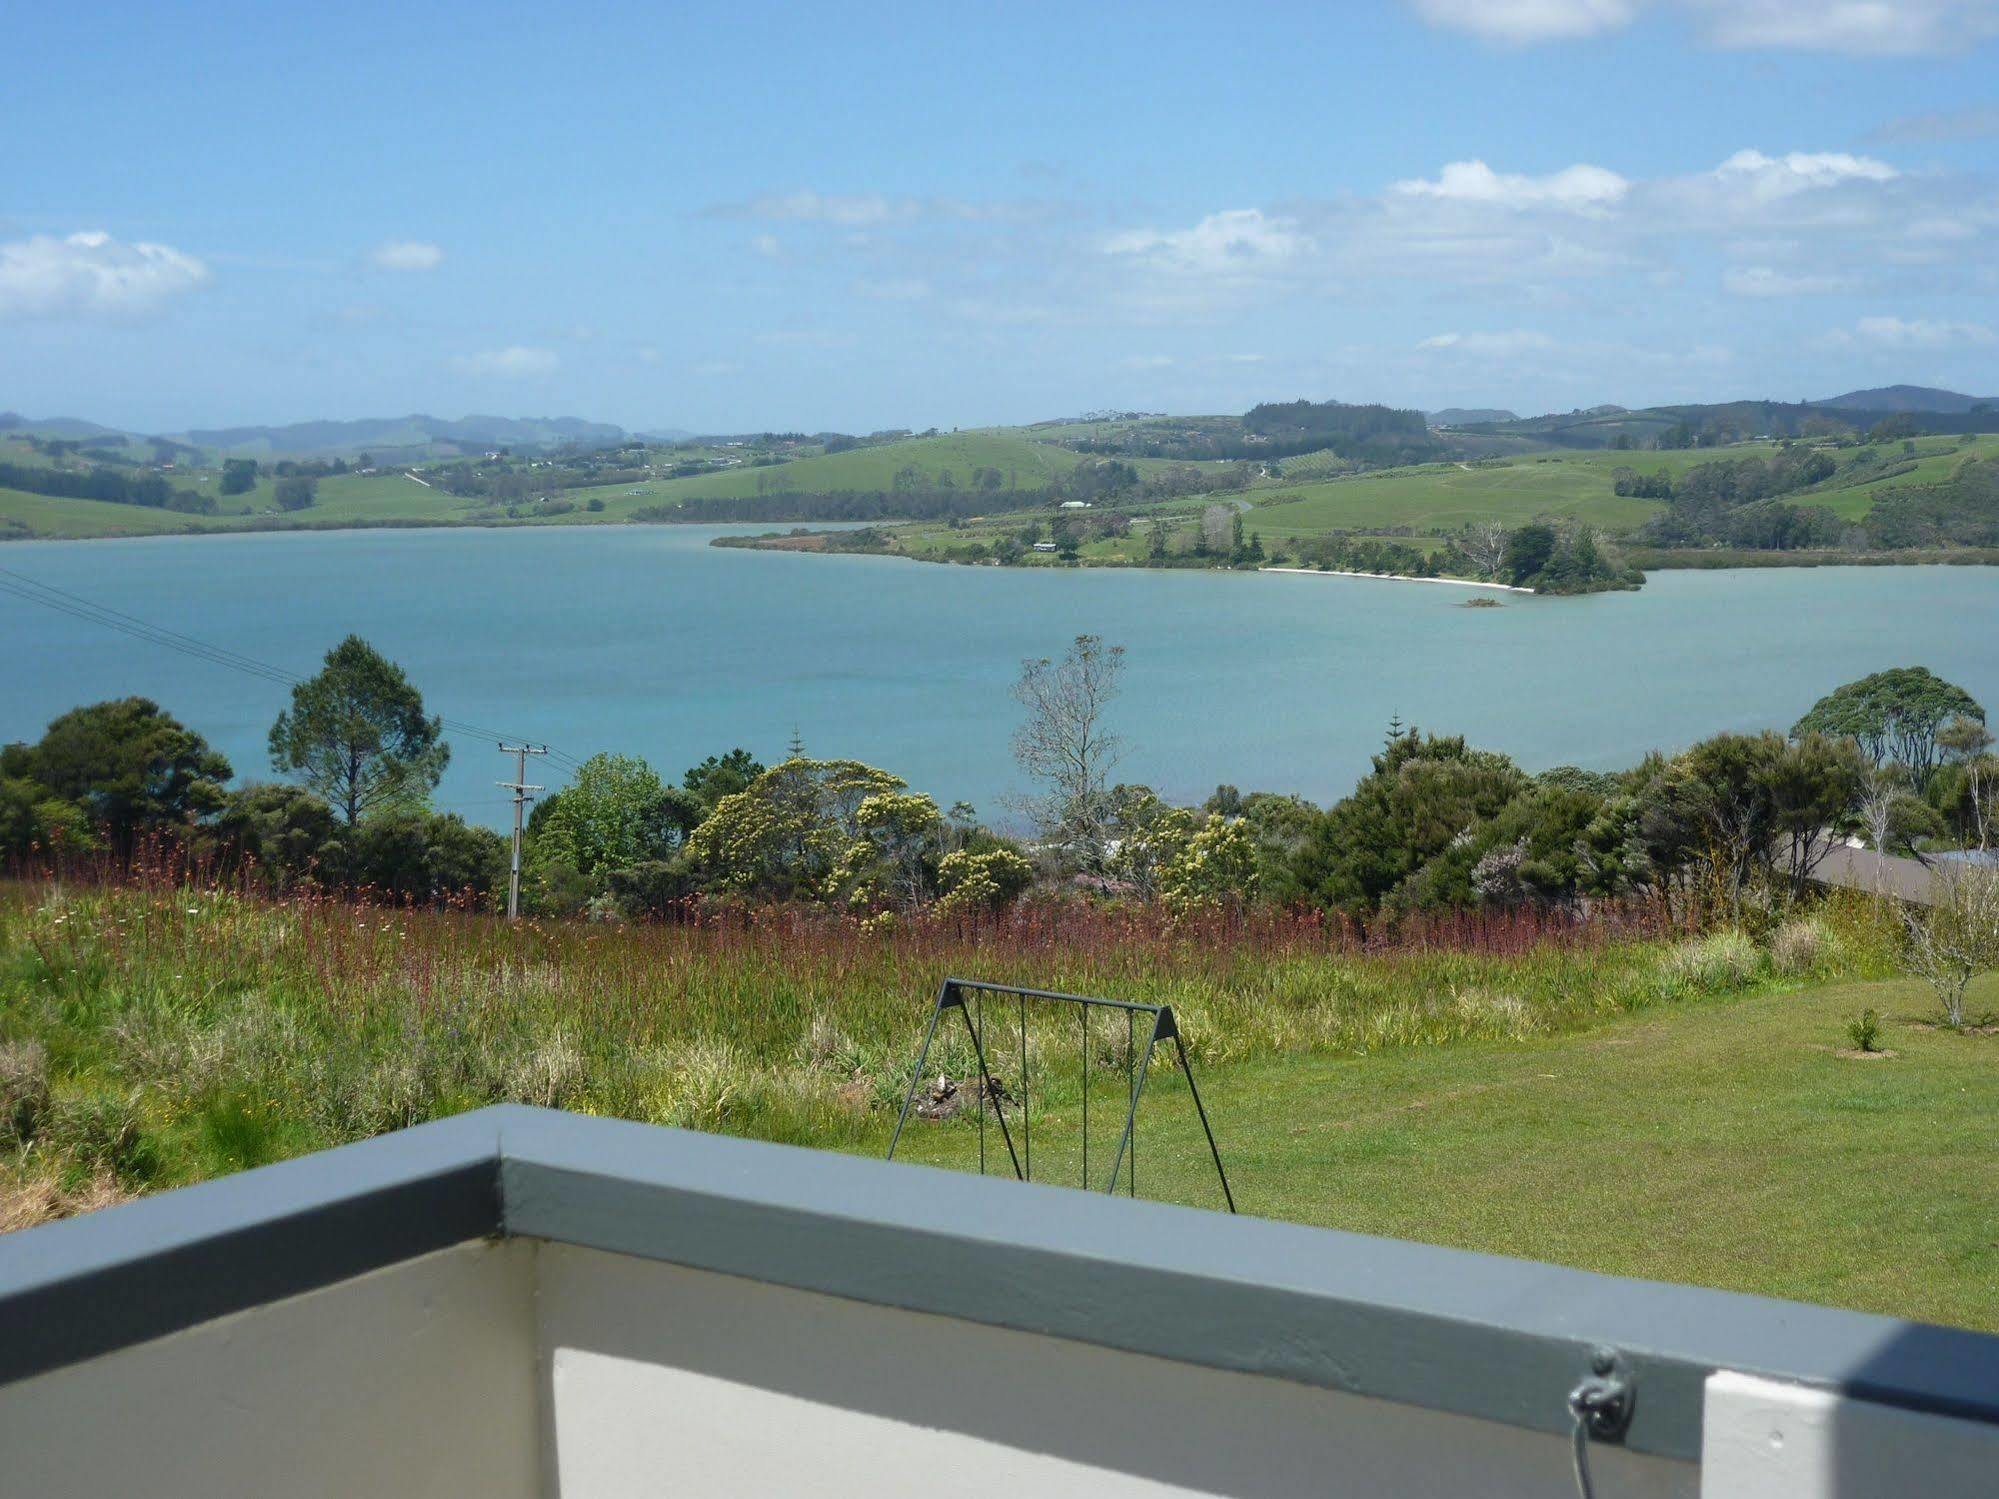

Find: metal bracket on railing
<box><xmin>1569</xmin><ymin>1347</ymin><xmax>1635</xmax><ymax>1440</ymax></box>
<box><xmin>1566</xmin><ymin>1347</ymin><xmax>1635</xmax><ymax>1499</ymax></box>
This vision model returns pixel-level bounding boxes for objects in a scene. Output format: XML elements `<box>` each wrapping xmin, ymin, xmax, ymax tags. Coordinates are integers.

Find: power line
<box><xmin>0</xmin><ymin>564</ymin><xmax>589</xmax><ymax>772</ymax></box>
<box><xmin>0</xmin><ymin>572</ymin><xmax>299</xmax><ymax>686</ymax></box>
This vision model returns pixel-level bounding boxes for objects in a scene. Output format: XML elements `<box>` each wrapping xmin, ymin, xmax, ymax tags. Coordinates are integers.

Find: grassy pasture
<box><xmin>2</xmin><ymin>428</ymin><xmax>1990</xmax><ymax>544</ymax></box>
<box><xmin>589</xmin><ymin>431</ymin><xmax>1092</xmax><ymax>519</ymax></box>
<box><xmin>294</xmin><ymin>471</ymin><xmax>483</xmax><ymax>524</ymax></box>
<box><xmin>1242</xmin><ymin>437</ymin><xmax>1996</xmax><ymax>541</ymax></box>
<box><xmin>0</xmin><ymin>486</ymin><xmax>206</xmax><ymax>540</ymax></box>
<box><xmin>1245</xmin><ymin>457</ymin><xmax>1666</xmax><ymax>537</ymax></box>
<box><xmin>1800</xmin><ymin>434</ymin><xmax>1999</xmax><ymax>521</ymax></box>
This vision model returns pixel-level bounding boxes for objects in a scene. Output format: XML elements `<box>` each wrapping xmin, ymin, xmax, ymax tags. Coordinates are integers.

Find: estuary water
<box><xmin>4</xmin><ymin>524</ymin><xmax>1997</xmax><ymax>827</ymax></box>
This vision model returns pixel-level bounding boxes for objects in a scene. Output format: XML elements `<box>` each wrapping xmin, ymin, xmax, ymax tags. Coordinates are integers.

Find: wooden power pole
<box><xmin>497</xmin><ymin>743</ymin><xmax>547</xmax><ymax>920</ymax></box>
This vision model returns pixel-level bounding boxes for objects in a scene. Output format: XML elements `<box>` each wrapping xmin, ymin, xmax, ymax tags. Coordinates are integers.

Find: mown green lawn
<box><xmin>880</xmin><ymin>973</ymin><xmax>1999</xmax><ymax>1330</ymax></box>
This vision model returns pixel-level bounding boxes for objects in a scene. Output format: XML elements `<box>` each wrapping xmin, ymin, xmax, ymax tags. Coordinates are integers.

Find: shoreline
<box><xmin>1258</xmin><ymin>566</ymin><xmax>1533</xmax><ymax>594</ymax></box>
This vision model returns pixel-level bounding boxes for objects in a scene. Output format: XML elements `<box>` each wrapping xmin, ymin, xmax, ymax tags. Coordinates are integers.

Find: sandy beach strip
<box><xmin>1258</xmin><ymin>566</ymin><xmax>1533</xmax><ymax>594</ymax></box>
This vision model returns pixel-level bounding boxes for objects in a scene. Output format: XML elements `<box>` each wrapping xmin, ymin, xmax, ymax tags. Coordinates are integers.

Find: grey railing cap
<box><xmin>3</xmin><ymin>1104</ymin><xmax>1995</xmax><ymax>1463</ymax></box>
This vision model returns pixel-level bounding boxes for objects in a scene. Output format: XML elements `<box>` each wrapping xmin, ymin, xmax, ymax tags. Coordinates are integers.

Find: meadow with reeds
<box><xmin>0</xmin><ymin>872</ymin><xmax>1897</xmax><ymax>1226</ymax></box>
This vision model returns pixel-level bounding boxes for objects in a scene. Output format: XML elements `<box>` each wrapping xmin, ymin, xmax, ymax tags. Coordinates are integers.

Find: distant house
<box><xmin>1032</xmin><ymin>541</ymin><xmax>1059</xmax><ymax>552</ymax></box>
<box><xmin>1059</xmin><ymin>500</ymin><xmax>1092</xmax><ymax>509</ymax></box>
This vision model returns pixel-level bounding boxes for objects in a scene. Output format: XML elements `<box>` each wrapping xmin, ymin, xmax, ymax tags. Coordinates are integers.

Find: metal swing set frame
<box><xmin>885</xmin><ymin>977</ymin><xmax>1235</xmax><ymax>1213</ymax></box>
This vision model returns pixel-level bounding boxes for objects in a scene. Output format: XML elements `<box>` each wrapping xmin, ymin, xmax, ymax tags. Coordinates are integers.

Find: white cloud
<box><xmin>1123</xmin><ymin>354</ymin><xmax>1175</xmax><ymax>369</ymax></box>
<box><xmin>1835</xmin><ymin>315</ymin><xmax>1995</xmax><ymax>349</ymax></box>
<box><xmin>1081</xmin><ymin>140</ymin><xmax>1977</xmax><ymax>321</ymax></box>
<box><xmin>1409</xmin><ymin>0</ymin><xmax>1636</xmax><ymax>41</ymax></box>
<box><xmin>1645</xmin><ymin>148</ymin><xmax>1917</xmax><ymax>245</ymax></box>
<box><xmin>1723</xmin><ymin>265</ymin><xmax>1853</xmax><ymax>296</ymax></box>
<box><xmin>1390</xmin><ymin>159</ymin><xmax>1630</xmax><ymax>212</ymax></box>
<box><xmin>1870</xmin><ymin>105</ymin><xmax>1999</xmax><ymax>145</ymax></box>
<box><xmin>370</xmin><ymin>240</ymin><xmax>443</xmax><ymax>272</ymax></box>
<box><xmin>1418</xmin><ymin>329</ymin><xmax>1556</xmax><ymax>355</ymax></box>
<box><xmin>1101</xmin><ymin>209</ymin><xmax>1313</xmax><ymax>275</ymax></box>
<box><xmin>1688</xmin><ymin>0</ymin><xmax>1999</xmax><ymax>55</ymax></box>
<box><xmin>750</xmin><ymin>233</ymin><xmax>782</xmax><ymax>259</ymax></box>
<box><xmin>1410</xmin><ymin>0</ymin><xmax>1999</xmax><ymax>53</ymax></box>
<box><xmin>453</xmin><ymin>345</ymin><xmax>560</xmax><ymax>377</ymax></box>
<box><xmin>739</xmin><ymin>191</ymin><xmax>915</xmax><ymax>226</ymax></box>
<box><xmin>0</xmin><ymin>230</ymin><xmax>208</xmax><ymax>319</ymax></box>
<box><xmin>1711</xmin><ymin>149</ymin><xmax>1898</xmax><ymax>199</ymax></box>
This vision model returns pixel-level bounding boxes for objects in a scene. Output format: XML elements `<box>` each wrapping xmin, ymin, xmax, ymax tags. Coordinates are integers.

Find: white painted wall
<box><xmin>1702</xmin><ymin>1369</ymin><xmax>1999</xmax><ymax>1499</ymax></box>
<box><xmin>0</xmin><ymin>1240</ymin><xmax>539</xmax><ymax>1499</ymax></box>
<box><xmin>533</xmin><ymin>1243</ymin><xmax>1697</xmax><ymax>1499</ymax></box>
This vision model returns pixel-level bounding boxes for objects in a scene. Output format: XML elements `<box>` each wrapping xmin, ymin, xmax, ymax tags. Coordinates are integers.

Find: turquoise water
<box><xmin>5</xmin><ymin>526</ymin><xmax>1997</xmax><ymax>827</ymax></box>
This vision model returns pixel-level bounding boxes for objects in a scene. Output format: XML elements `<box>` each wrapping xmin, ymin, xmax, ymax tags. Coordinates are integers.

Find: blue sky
<box><xmin>4</xmin><ymin>0</ymin><xmax>1997</xmax><ymax>433</ymax></box>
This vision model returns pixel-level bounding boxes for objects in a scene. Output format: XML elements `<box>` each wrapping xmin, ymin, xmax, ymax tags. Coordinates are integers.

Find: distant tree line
<box><xmin>1865</xmin><ymin>458</ymin><xmax>1999</xmax><ymax>549</ymax></box>
<box><xmin>0</xmin><ymin>461</ymin><xmax>216</xmax><ymax>515</ymax></box>
<box><xmin>6</xmin><ymin>640</ymin><xmax>1994</xmax><ymax>925</ymax></box>
<box><xmin>1071</xmin><ymin>402</ymin><xmax>1441</xmax><ymax>468</ymax></box>
<box><xmin>1635</xmin><ymin>451</ymin><xmax>1999</xmax><ymax>553</ymax></box>
<box><xmin>650</xmin><ymin>488</ymin><xmax>1004</xmax><ymax>524</ymax></box>
<box><xmin>1290</xmin><ymin>534</ymin><xmax>1437</xmax><ymax>579</ymax></box>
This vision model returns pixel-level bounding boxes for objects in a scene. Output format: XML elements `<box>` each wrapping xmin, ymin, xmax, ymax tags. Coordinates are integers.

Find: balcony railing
<box><xmin>1</xmin><ymin>1105</ymin><xmax>1994</xmax><ymax>1497</ymax></box>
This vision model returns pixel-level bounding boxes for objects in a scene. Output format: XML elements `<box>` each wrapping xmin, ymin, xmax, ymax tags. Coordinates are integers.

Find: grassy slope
<box><xmin>0</xmin><ymin>486</ymin><xmax>205</xmax><ymax>539</ymax></box>
<box><xmin>585</xmin><ymin>431</ymin><xmax>1094</xmax><ymax>520</ymax></box>
<box><xmin>1246</xmin><ymin>455</ymin><xmax>1666</xmax><ymax>537</ymax></box>
<box><xmin>886</xmin><ymin>971</ymin><xmax>1999</xmax><ymax>1329</ymax></box>
<box><xmin>1801</xmin><ymin>434</ymin><xmax>1999</xmax><ymax>521</ymax></box>
<box><xmin>3</xmin><ymin>429</ymin><xmax>1992</xmax><ymax>545</ymax></box>
<box><xmin>806</xmin><ymin>436</ymin><xmax>1999</xmax><ymax>567</ymax></box>
<box><xmin>297</xmin><ymin>471</ymin><xmax>481</xmax><ymax>524</ymax></box>
<box><xmin>1173</xmin><ymin>436</ymin><xmax>1996</xmax><ymax>549</ymax></box>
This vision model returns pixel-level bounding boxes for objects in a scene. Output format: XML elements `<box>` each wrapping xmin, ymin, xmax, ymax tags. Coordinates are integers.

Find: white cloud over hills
<box><xmin>0</xmin><ymin>230</ymin><xmax>209</xmax><ymax>320</ymax></box>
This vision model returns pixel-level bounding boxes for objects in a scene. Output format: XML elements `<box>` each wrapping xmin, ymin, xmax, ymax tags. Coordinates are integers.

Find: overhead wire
<box><xmin>0</xmin><ymin>564</ymin><xmax>588</xmax><ymax>775</ymax></box>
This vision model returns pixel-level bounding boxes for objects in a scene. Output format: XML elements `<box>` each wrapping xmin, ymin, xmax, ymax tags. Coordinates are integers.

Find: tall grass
<box><xmin>0</xmin><ymin>877</ymin><xmax>1897</xmax><ymax>1227</ymax></box>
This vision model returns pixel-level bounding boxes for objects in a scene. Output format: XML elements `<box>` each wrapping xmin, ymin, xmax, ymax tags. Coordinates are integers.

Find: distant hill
<box><xmin>0</xmin><ymin>412</ymin><xmax>127</xmax><ymax>439</ymax></box>
<box><xmin>0</xmin><ymin>409</ymin><xmax>635</xmax><ymax>460</ymax></box>
<box><xmin>174</xmin><ymin>413</ymin><xmax>628</xmax><ymax>458</ymax></box>
<box><xmin>1427</xmin><ymin>408</ymin><xmax>1517</xmax><ymax>427</ymax></box>
<box><xmin>1815</xmin><ymin>385</ymin><xmax>1997</xmax><ymax>415</ymax></box>
<box><xmin>1457</xmin><ymin>394</ymin><xmax>1997</xmax><ymax>449</ymax></box>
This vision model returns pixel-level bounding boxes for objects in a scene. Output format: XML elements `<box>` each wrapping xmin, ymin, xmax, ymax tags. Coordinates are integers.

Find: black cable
<box><xmin>1</xmin><ymin>564</ymin><xmax>585</xmax><ymax>770</ymax></box>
